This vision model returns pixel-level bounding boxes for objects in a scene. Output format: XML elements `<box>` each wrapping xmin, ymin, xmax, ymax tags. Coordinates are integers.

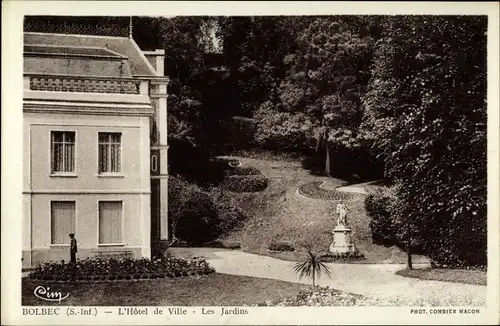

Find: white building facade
<box><xmin>22</xmin><ymin>32</ymin><xmax>169</xmax><ymax>267</ymax></box>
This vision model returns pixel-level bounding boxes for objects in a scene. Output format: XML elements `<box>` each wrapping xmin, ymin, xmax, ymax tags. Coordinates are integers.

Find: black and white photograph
<box><xmin>2</xmin><ymin>1</ymin><xmax>499</xmax><ymax>325</ymax></box>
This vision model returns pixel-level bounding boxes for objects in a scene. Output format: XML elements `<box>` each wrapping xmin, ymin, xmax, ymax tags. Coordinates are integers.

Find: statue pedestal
<box><xmin>329</xmin><ymin>224</ymin><xmax>357</xmax><ymax>254</ymax></box>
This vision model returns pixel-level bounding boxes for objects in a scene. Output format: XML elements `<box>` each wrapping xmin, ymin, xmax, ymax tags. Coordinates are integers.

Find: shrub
<box><xmin>221</xmin><ymin>175</ymin><xmax>269</xmax><ymax>193</ymax></box>
<box><xmin>224</xmin><ymin>166</ymin><xmax>262</xmax><ymax>177</ymax></box>
<box><xmin>268</xmin><ymin>241</ymin><xmax>295</xmax><ymax>252</ymax></box>
<box><xmin>365</xmin><ymin>192</ymin><xmax>397</xmax><ymax>246</ymax></box>
<box><xmin>208</xmin><ymin>188</ymin><xmax>247</xmax><ymax>234</ymax></box>
<box><xmin>168</xmin><ymin>176</ymin><xmax>220</xmax><ymax>245</ymax></box>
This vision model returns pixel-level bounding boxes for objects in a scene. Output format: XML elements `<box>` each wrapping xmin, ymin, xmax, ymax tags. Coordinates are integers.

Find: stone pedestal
<box><xmin>329</xmin><ymin>225</ymin><xmax>357</xmax><ymax>254</ymax></box>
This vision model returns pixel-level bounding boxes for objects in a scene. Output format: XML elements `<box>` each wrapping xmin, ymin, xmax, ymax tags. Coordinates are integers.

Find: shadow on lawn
<box><xmin>22</xmin><ymin>274</ymin><xmax>309</xmax><ymax>306</ymax></box>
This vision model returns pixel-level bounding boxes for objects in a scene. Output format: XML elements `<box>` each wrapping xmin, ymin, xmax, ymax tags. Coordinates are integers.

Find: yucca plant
<box><xmin>293</xmin><ymin>243</ymin><xmax>332</xmax><ymax>288</ymax></box>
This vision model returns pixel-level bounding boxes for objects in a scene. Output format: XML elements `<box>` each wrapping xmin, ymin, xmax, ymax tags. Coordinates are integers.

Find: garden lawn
<box><xmin>395</xmin><ymin>268</ymin><xmax>487</xmax><ymax>286</ymax></box>
<box><xmin>218</xmin><ymin>154</ymin><xmax>428</xmax><ymax>264</ymax></box>
<box><xmin>22</xmin><ymin>273</ymin><xmax>309</xmax><ymax>306</ymax></box>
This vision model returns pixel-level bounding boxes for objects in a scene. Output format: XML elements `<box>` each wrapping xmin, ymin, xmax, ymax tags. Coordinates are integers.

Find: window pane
<box><xmin>99</xmin><ymin>201</ymin><xmax>122</xmax><ymax>243</ymax></box>
<box><xmin>98</xmin><ymin>144</ymin><xmax>106</xmax><ymax>173</ymax></box>
<box><xmin>52</xmin><ymin>132</ymin><xmax>63</xmax><ymax>143</ymax></box>
<box><xmin>99</xmin><ymin>133</ymin><xmax>107</xmax><ymax>143</ymax></box>
<box><xmin>51</xmin><ymin>201</ymin><xmax>76</xmax><ymax>244</ymax></box>
<box><xmin>65</xmin><ymin>132</ymin><xmax>75</xmax><ymax>143</ymax></box>
<box><xmin>65</xmin><ymin>143</ymin><xmax>74</xmax><ymax>172</ymax></box>
<box><xmin>111</xmin><ymin>133</ymin><xmax>121</xmax><ymax>143</ymax></box>
<box><xmin>53</xmin><ymin>143</ymin><xmax>63</xmax><ymax>172</ymax></box>
<box><xmin>111</xmin><ymin>144</ymin><xmax>121</xmax><ymax>172</ymax></box>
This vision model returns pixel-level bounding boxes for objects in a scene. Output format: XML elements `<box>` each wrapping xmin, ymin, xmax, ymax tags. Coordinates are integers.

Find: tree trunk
<box><xmin>407</xmin><ymin>219</ymin><xmax>413</xmax><ymax>270</ymax></box>
<box><xmin>312</xmin><ymin>270</ymin><xmax>316</xmax><ymax>288</ymax></box>
<box><xmin>325</xmin><ymin>145</ymin><xmax>331</xmax><ymax>176</ymax></box>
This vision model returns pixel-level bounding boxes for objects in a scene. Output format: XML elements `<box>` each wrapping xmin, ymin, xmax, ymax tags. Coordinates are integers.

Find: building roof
<box><xmin>24</xmin><ymin>44</ymin><xmax>125</xmax><ymax>58</ymax></box>
<box><xmin>24</xmin><ymin>32</ymin><xmax>158</xmax><ymax>77</ymax></box>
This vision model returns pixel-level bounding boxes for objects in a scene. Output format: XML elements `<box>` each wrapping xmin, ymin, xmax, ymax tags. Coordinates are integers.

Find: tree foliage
<box><xmin>361</xmin><ymin>16</ymin><xmax>487</xmax><ymax>267</ymax></box>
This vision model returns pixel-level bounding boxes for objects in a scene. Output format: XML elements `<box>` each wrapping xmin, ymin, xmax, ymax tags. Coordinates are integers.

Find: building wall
<box><xmin>23</xmin><ymin>112</ymin><xmax>151</xmax><ymax>266</ymax></box>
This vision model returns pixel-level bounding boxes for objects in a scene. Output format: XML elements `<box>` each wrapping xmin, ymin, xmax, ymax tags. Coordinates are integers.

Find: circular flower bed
<box><xmin>320</xmin><ymin>252</ymin><xmax>365</xmax><ymax>262</ymax></box>
<box><xmin>28</xmin><ymin>257</ymin><xmax>215</xmax><ymax>283</ymax></box>
<box><xmin>299</xmin><ymin>181</ymin><xmax>354</xmax><ymax>201</ymax></box>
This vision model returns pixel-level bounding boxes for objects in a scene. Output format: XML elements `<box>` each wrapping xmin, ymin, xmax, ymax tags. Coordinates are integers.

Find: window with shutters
<box><xmin>51</xmin><ymin>201</ymin><xmax>76</xmax><ymax>244</ymax></box>
<box><xmin>98</xmin><ymin>201</ymin><xmax>123</xmax><ymax>244</ymax></box>
<box><xmin>51</xmin><ymin>131</ymin><xmax>75</xmax><ymax>173</ymax></box>
<box><xmin>98</xmin><ymin>133</ymin><xmax>121</xmax><ymax>173</ymax></box>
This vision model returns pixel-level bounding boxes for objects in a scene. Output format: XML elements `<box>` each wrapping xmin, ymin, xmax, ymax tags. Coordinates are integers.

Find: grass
<box><xmin>22</xmin><ymin>273</ymin><xmax>309</xmax><ymax>306</ymax></box>
<box><xmin>395</xmin><ymin>267</ymin><xmax>487</xmax><ymax>286</ymax></box>
<box><xmin>219</xmin><ymin>155</ymin><xmax>428</xmax><ymax>264</ymax></box>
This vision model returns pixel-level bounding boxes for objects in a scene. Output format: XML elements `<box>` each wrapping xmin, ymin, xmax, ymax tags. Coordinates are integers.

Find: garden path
<box><xmin>171</xmin><ymin>248</ymin><xmax>486</xmax><ymax>306</ymax></box>
<box><xmin>324</xmin><ymin>180</ymin><xmax>379</xmax><ymax>194</ymax></box>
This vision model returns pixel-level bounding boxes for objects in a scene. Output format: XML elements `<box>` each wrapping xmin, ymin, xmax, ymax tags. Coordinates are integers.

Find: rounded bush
<box><xmin>221</xmin><ymin>175</ymin><xmax>269</xmax><ymax>193</ymax></box>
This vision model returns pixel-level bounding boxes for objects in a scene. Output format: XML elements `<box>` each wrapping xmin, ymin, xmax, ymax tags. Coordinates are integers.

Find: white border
<box><xmin>2</xmin><ymin>1</ymin><xmax>499</xmax><ymax>325</ymax></box>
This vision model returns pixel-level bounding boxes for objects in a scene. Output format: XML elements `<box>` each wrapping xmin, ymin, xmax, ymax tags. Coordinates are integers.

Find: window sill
<box><xmin>50</xmin><ymin>173</ymin><xmax>78</xmax><ymax>178</ymax></box>
<box><xmin>48</xmin><ymin>244</ymin><xmax>70</xmax><ymax>247</ymax></box>
<box><xmin>96</xmin><ymin>243</ymin><xmax>126</xmax><ymax>247</ymax></box>
<box><xmin>97</xmin><ymin>174</ymin><xmax>124</xmax><ymax>178</ymax></box>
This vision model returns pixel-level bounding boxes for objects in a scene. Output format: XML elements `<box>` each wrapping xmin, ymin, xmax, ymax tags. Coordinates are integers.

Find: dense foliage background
<box><xmin>25</xmin><ymin>15</ymin><xmax>487</xmax><ymax>266</ymax></box>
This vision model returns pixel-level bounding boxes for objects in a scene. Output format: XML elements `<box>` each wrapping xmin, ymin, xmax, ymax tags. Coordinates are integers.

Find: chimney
<box><xmin>143</xmin><ymin>49</ymin><xmax>165</xmax><ymax>76</ymax></box>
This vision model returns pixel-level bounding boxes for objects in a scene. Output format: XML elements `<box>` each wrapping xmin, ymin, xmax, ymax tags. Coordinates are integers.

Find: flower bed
<box><xmin>299</xmin><ymin>181</ymin><xmax>354</xmax><ymax>201</ymax></box>
<box><xmin>320</xmin><ymin>252</ymin><xmax>365</xmax><ymax>262</ymax></box>
<box><xmin>260</xmin><ymin>286</ymin><xmax>397</xmax><ymax>306</ymax></box>
<box><xmin>267</xmin><ymin>241</ymin><xmax>295</xmax><ymax>252</ymax></box>
<box><xmin>27</xmin><ymin>257</ymin><xmax>215</xmax><ymax>282</ymax></box>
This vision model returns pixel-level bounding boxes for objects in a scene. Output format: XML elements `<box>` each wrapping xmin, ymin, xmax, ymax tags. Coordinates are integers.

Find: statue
<box><xmin>336</xmin><ymin>202</ymin><xmax>347</xmax><ymax>227</ymax></box>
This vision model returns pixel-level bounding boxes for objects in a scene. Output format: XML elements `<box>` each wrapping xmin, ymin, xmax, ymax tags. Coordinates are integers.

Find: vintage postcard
<box><xmin>2</xmin><ymin>1</ymin><xmax>499</xmax><ymax>325</ymax></box>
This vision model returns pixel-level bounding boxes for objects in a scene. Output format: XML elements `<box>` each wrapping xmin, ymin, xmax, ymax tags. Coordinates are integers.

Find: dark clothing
<box><xmin>70</xmin><ymin>239</ymin><xmax>77</xmax><ymax>253</ymax></box>
<box><xmin>70</xmin><ymin>238</ymin><xmax>77</xmax><ymax>264</ymax></box>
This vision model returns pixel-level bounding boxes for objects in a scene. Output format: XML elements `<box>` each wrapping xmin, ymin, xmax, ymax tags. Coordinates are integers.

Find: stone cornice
<box><xmin>24</xmin><ymin>100</ymin><xmax>154</xmax><ymax>117</ymax></box>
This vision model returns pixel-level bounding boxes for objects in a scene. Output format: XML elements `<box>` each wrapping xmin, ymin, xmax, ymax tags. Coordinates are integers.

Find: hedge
<box><xmin>365</xmin><ymin>193</ymin><xmax>397</xmax><ymax>247</ymax></box>
<box><xmin>268</xmin><ymin>241</ymin><xmax>295</xmax><ymax>252</ymax></box>
<box><xmin>221</xmin><ymin>175</ymin><xmax>269</xmax><ymax>193</ymax></box>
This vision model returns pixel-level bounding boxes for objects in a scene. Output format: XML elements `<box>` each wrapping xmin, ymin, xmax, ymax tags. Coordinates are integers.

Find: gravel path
<box><xmin>325</xmin><ymin>180</ymin><xmax>378</xmax><ymax>194</ymax></box>
<box><xmin>190</xmin><ymin>249</ymin><xmax>486</xmax><ymax>306</ymax></box>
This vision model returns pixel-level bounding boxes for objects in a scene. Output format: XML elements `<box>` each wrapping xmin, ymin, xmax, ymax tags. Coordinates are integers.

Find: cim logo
<box><xmin>34</xmin><ymin>285</ymin><xmax>69</xmax><ymax>303</ymax></box>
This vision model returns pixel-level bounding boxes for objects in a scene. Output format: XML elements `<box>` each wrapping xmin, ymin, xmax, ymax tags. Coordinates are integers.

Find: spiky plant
<box><xmin>293</xmin><ymin>243</ymin><xmax>332</xmax><ymax>288</ymax></box>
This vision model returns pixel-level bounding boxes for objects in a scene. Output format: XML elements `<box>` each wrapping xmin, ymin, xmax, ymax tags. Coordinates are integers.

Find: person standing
<box><xmin>69</xmin><ymin>233</ymin><xmax>77</xmax><ymax>264</ymax></box>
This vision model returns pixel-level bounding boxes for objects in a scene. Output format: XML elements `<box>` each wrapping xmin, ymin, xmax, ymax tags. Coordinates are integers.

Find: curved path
<box><xmin>171</xmin><ymin>248</ymin><xmax>486</xmax><ymax>306</ymax></box>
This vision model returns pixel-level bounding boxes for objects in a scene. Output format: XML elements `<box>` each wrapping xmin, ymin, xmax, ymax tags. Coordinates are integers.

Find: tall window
<box><xmin>51</xmin><ymin>201</ymin><xmax>76</xmax><ymax>244</ymax></box>
<box><xmin>51</xmin><ymin>131</ymin><xmax>75</xmax><ymax>173</ymax></box>
<box><xmin>98</xmin><ymin>133</ymin><xmax>121</xmax><ymax>173</ymax></box>
<box><xmin>99</xmin><ymin>201</ymin><xmax>123</xmax><ymax>244</ymax></box>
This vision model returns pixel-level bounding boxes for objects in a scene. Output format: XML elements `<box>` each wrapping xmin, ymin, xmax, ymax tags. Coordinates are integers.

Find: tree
<box><xmin>293</xmin><ymin>243</ymin><xmax>331</xmax><ymax>288</ymax></box>
<box><xmin>361</xmin><ymin>16</ymin><xmax>487</xmax><ymax>267</ymax></box>
<box><xmin>278</xmin><ymin>18</ymin><xmax>373</xmax><ymax>176</ymax></box>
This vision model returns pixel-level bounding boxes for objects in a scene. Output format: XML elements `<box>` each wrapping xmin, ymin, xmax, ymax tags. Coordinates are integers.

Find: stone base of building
<box><xmin>22</xmin><ymin>246</ymin><xmax>150</xmax><ymax>267</ymax></box>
